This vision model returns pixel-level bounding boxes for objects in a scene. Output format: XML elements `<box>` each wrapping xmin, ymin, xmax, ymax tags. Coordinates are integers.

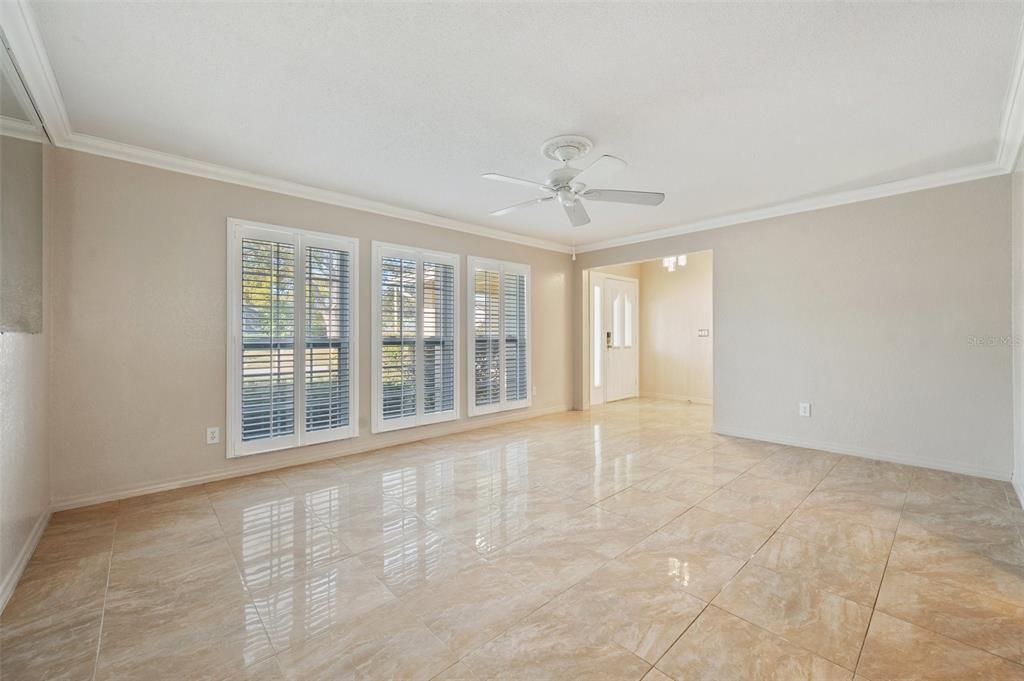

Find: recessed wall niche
<box><xmin>0</xmin><ymin>42</ymin><xmax>45</xmax><ymax>334</ymax></box>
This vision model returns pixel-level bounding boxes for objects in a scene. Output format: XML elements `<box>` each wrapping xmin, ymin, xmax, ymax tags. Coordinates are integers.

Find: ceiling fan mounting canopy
<box><xmin>541</xmin><ymin>135</ymin><xmax>593</xmax><ymax>163</ymax></box>
<box><xmin>483</xmin><ymin>133</ymin><xmax>665</xmax><ymax>228</ymax></box>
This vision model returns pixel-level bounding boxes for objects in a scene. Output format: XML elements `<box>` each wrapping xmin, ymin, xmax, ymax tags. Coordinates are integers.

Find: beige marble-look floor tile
<box><xmin>461</xmin><ymin>603</ymin><xmax>652</xmax><ymax>681</ymax></box>
<box><xmin>94</xmin><ymin>595</ymin><xmax>274</xmax><ymax>681</ymax></box>
<box><xmin>622</xmin><ymin>532</ymin><xmax>746</xmax><ymax>602</ymax></box>
<box><xmin>107</xmin><ymin>533</ymin><xmax>246</xmax><ymax>605</ymax></box>
<box><xmin>751</xmin><ymin>521</ymin><xmax>893</xmax><ymax>606</ymax></box>
<box><xmin>541</xmin><ymin>553</ymin><xmax>708</xmax><ymax>662</ymax></box>
<box><xmin>909</xmin><ymin>468</ymin><xmax>1016</xmax><ymax>510</ymax></box>
<box><xmin>220</xmin><ymin>657</ymin><xmax>287</xmax><ymax>681</ymax></box>
<box><xmin>274</xmin><ymin>600</ymin><xmax>456</xmax><ymax>681</ymax></box>
<box><xmin>785</xmin><ymin>486</ymin><xmax>905</xmax><ymax>533</ymax></box>
<box><xmin>857</xmin><ymin>611</ymin><xmax>1024</xmax><ymax>681</ymax></box>
<box><xmin>402</xmin><ymin>561</ymin><xmax>549</xmax><ymax>658</ymax></box>
<box><xmin>697</xmin><ymin>474</ymin><xmax>811</xmax><ymax>529</ymax></box>
<box><xmin>657</xmin><ymin>606</ymin><xmax>853</xmax><ymax>681</ymax></box>
<box><xmin>819</xmin><ymin>457</ymin><xmax>916</xmax><ymax>492</ymax></box>
<box><xmin>488</xmin><ymin>507</ymin><xmax>650</xmax><ymax>598</ymax></box>
<box><xmin>642</xmin><ymin>668</ymin><xmax>676</xmax><ymax>681</ymax></box>
<box><xmin>0</xmin><ymin>607</ymin><xmax>103</xmax><ymax>681</ymax></box>
<box><xmin>316</xmin><ymin>503</ymin><xmax>427</xmax><ymax>553</ymax></box>
<box><xmin>597</xmin><ymin>487</ymin><xmax>692</xmax><ymax>531</ymax></box>
<box><xmin>225</xmin><ymin>514</ymin><xmax>353</xmax><ymax>591</ymax></box>
<box><xmin>431</xmin><ymin>661</ymin><xmax>481</xmax><ymax>680</ymax></box>
<box><xmin>712</xmin><ymin>563</ymin><xmax>872</xmax><ymax>670</ymax></box>
<box><xmin>356</xmin><ymin>525</ymin><xmax>484</xmax><ymax>596</ymax></box>
<box><xmin>656</xmin><ymin>507</ymin><xmax>774</xmax><ymax>560</ymax></box>
<box><xmin>875</xmin><ymin>570</ymin><xmax>1024</xmax><ymax>664</ymax></box>
<box><xmin>2</xmin><ymin>551</ymin><xmax>109</xmax><ymax>623</ymax></box>
<box><xmin>631</xmin><ymin>471</ymin><xmax>719</xmax><ymax>506</ymax></box>
<box><xmin>745</xmin><ymin>448</ymin><xmax>841</xmax><ymax>487</ymax></box>
<box><xmin>28</xmin><ymin>514</ymin><xmax>117</xmax><ymax>568</ymax></box>
<box><xmin>250</xmin><ymin>556</ymin><xmax>396</xmax><ymax>652</ymax></box>
<box><xmin>887</xmin><ymin>528</ymin><xmax>1024</xmax><ymax>607</ymax></box>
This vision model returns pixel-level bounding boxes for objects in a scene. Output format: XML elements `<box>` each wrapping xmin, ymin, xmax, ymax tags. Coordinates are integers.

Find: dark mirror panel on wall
<box><xmin>0</xmin><ymin>40</ymin><xmax>45</xmax><ymax>333</ymax></box>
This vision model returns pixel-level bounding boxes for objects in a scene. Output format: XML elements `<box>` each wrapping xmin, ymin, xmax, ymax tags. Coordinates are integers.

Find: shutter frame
<box><xmin>227</xmin><ymin>219</ymin><xmax>358</xmax><ymax>458</ymax></box>
<box><xmin>467</xmin><ymin>257</ymin><xmax>531</xmax><ymax>417</ymax></box>
<box><xmin>371</xmin><ymin>241</ymin><xmax>460</xmax><ymax>434</ymax></box>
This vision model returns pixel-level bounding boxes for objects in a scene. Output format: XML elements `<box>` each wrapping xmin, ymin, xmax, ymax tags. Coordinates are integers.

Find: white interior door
<box><xmin>591</xmin><ymin>273</ymin><xmax>638</xmax><ymax>404</ymax></box>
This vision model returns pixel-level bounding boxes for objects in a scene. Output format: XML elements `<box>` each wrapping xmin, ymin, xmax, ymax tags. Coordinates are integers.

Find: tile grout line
<box><xmin>204</xmin><ymin>486</ymin><xmax>280</xmax><ymax>671</ymax></box>
<box><xmin>851</xmin><ymin>473</ymin><xmax>911</xmax><ymax>679</ymax></box>
<box><xmin>88</xmin><ymin>513</ymin><xmax>118</xmax><ymax>681</ymax></box>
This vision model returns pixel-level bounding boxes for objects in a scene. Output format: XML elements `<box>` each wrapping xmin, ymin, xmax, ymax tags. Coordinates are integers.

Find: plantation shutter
<box><xmin>504</xmin><ymin>270</ymin><xmax>528</xmax><ymax>402</ymax></box>
<box><xmin>473</xmin><ymin>268</ymin><xmax>501</xmax><ymax>408</ymax></box>
<box><xmin>379</xmin><ymin>255</ymin><xmax>418</xmax><ymax>423</ymax></box>
<box><xmin>304</xmin><ymin>246</ymin><xmax>351</xmax><ymax>432</ymax></box>
<box><xmin>468</xmin><ymin>258</ymin><xmax>531</xmax><ymax>416</ymax></box>
<box><xmin>240</xmin><ymin>237</ymin><xmax>296</xmax><ymax>442</ymax></box>
<box><xmin>229</xmin><ymin>221</ymin><xmax>357</xmax><ymax>458</ymax></box>
<box><xmin>423</xmin><ymin>260</ymin><xmax>456</xmax><ymax>414</ymax></box>
<box><xmin>373</xmin><ymin>243</ymin><xmax>459</xmax><ymax>433</ymax></box>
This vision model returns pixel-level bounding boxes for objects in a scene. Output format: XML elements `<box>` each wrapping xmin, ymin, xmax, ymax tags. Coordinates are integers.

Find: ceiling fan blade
<box><xmin>563</xmin><ymin>199</ymin><xmax>591</xmax><ymax>227</ymax></box>
<box><xmin>572</xmin><ymin>155</ymin><xmax>627</xmax><ymax>188</ymax></box>
<box><xmin>582</xmin><ymin>189</ymin><xmax>665</xmax><ymax>206</ymax></box>
<box><xmin>490</xmin><ymin>196</ymin><xmax>554</xmax><ymax>216</ymax></box>
<box><xmin>481</xmin><ymin>173</ymin><xmax>549</xmax><ymax>191</ymax></box>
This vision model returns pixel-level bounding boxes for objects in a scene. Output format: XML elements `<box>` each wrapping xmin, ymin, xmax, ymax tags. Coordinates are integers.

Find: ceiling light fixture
<box><xmin>662</xmin><ymin>254</ymin><xmax>687</xmax><ymax>272</ymax></box>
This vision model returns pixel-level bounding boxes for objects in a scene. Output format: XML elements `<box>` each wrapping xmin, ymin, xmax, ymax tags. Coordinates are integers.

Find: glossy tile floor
<box><xmin>4</xmin><ymin>399</ymin><xmax>1024</xmax><ymax>681</ymax></box>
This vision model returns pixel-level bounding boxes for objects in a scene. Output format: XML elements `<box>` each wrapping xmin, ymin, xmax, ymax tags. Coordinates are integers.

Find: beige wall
<box><xmin>47</xmin><ymin>148</ymin><xmax>574</xmax><ymax>507</ymax></box>
<box><xmin>577</xmin><ymin>177</ymin><xmax>1014</xmax><ymax>480</ymax></box>
<box><xmin>0</xmin><ymin>142</ymin><xmax>50</xmax><ymax>609</ymax></box>
<box><xmin>638</xmin><ymin>251</ymin><xmax>713</xmax><ymax>402</ymax></box>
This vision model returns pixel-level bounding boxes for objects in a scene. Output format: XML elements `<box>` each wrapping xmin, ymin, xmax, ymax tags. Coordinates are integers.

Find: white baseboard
<box><xmin>713</xmin><ymin>424</ymin><xmax>1010</xmax><ymax>482</ymax></box>
<box><xmin>50</xmin><ymin>405</ymin><xmax>570</xmax><ymax>511</ymax></box>
<box><xmin>1013</xmin><ymin>477</ymin><xmax>1024</xmax><ymax>509</ymax></box>
<box><xmin>642</xmin><ymin>392</ymin><xmax>713</xmax><ymax>405</ymax></box>
<box><xmin>0</xmin><ymin>510</ymin><xmax>50</xmax><ymax>615</ymax></box>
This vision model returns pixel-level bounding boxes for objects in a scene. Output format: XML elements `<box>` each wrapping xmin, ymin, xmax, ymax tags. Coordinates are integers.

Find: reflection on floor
<box><xmin>3</xmin><ymin>398</ymin><xmax>1024</xmax><ymax>680</ymax></box>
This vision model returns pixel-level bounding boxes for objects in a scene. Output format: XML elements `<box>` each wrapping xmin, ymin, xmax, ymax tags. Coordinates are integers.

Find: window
<box><xmin>468</xmin><ymin>257</ymin><xmax>530</xmax><ymax>416</ymax></box>
<box><xmin>227</xmin><ymin>219</ymin><xmax>357</xmax><ymax>458</ymax></box>
<box><xmin>372</xmin><ymin>242</ymin><xmax>458</xmax><ymax>433</ymax></box>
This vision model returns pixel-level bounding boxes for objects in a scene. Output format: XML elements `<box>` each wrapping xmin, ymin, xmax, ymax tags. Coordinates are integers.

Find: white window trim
<box><xmin>371</xmin><ymin>241</ymin><xmax>460</xmax><ymax>434</ymax></box>
<box><xmin>467</xmin><ymin>256</ymin><xmax>532</xmax><ymax>417</ymax></box>
<box><xmin>226</xmin><ymin>218</ymin><xmax>359</xmax><ymax>458</ymax></box>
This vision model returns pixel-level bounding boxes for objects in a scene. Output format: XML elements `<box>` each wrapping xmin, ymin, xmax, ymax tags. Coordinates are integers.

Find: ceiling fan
<box><xmin>483</xmin><ymin>135</ymin><xmax>665</xmax><ymax>227</ymax></box>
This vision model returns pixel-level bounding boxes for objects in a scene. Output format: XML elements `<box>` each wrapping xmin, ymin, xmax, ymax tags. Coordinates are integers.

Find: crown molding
<box><xmin>997</xmin><ymin>13</ymin><xmax>1024</xmax><ymax>172</ymax></box>
<box><xmin>0</xmin><ymin>115</ymin><xmax>45</xmax><ymax>143</ymax></box>
<box><xmin>575</xmin><ymin>161</ymin><xmax>1006</xmax><ymax>254</ymax></box>
<box><xmin>62</xmin><ymin>131</ymin><xmax>572</xmax><ymax>253</ymax></box>
<box><xmin>0</xmin><ymin>0</ymin><xmax>70</xmax><ymax>144</ymax></box>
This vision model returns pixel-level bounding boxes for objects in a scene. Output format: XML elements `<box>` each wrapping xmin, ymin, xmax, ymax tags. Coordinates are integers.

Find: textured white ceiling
<box><xmin>29</xmin><ymin>1</ymin><xmax>1024</xmax><ymax>247</ymax></box>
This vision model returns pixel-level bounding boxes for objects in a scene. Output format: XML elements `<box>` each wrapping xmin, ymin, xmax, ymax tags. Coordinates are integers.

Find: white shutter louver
<box><xmin>473</xmin><ymin>269</ymin><xmax>501</xmax><ymax>408</ymax></box>
<box><xmin>468</xmin><ymin>258</ymin><xmax>531</xmax><ymax>416</ymax></box>
<box><xmin>380</xmin><ymin>255</ymin><xmax>418</xmax><ymax>422</ymax></box>
<box><xmin>423</xmin><ymin>261</ymin><xmax>456</xmax><ymax>414</ymax></box>
<box><xmin>240</xmin><ymin>238</ymin><xmax>296</xmax><ymax>442</ymax></box>
<box><xmin>503</xmin><ymin>271</ymin><xmax>528</xmax><ymax>402</ymax></box>
<box><xmin>229</xmin><ymin>221</ymin><xmax>357</xmax><ymax>458</ymax></box>
<box><xmin>305</xmin><ymin>246</ymin><xmax>351</xmax><ymax>432</ymax></box>
<box><xmin>373</xmin><ymin>243</ymin><xmax>459</xmax><ymax>433</ymax></box>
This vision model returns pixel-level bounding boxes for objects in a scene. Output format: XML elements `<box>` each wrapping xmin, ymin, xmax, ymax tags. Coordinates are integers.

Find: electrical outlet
<box><xmin>206</xmin><ymin>427</ymin><xmax>221</xmax><ymax>444</ymax></box>
<box><xmin>698</xmin><ymin>328</ymin><xmax>710</xmax><ymax>338</ymax></box>
<box><xmin>798</xmin><ymin>403</ymin><xmax>811</xmax><ymax>417</ymax></box>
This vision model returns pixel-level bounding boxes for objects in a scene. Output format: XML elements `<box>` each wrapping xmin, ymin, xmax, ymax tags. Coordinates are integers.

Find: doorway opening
<box><xmin>587</xmin><ymin>251</ymin><xmax>713</xmax><ymax>408</ymax></box>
